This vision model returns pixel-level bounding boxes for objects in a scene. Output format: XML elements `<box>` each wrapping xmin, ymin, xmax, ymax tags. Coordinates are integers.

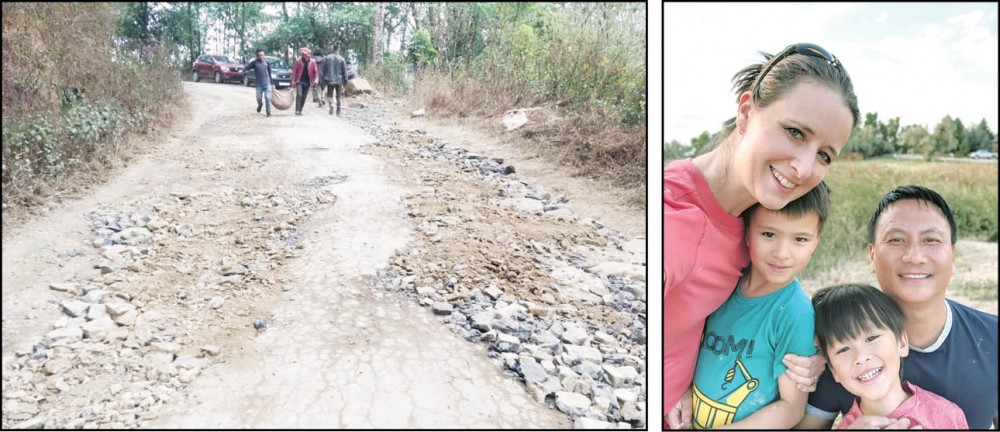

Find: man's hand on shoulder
<box><xmin>665</xmin><ymin>388</ymin><xmax>693</xmax><ymax>429</ymax></box>
<box><xmin>782</xmin><ymin>352</ymin><xmax>826</xmax><ymax>392</ymax></box>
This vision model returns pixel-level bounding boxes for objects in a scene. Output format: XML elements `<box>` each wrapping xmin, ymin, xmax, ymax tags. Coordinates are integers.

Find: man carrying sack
<box><xmin>244</xmin><ymin>49</ymin><xmax>273</xmax><ymax>117</ymax></box>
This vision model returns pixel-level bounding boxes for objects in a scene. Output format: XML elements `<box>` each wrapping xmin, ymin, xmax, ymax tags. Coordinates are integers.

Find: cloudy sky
<box><xmin>663</xmin><ymin>2</ymin><xmax>999</xmax><ymax>144</ymax></box>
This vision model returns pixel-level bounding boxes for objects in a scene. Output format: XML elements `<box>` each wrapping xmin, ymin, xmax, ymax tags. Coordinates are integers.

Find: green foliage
<box><xmin>424</xmin><ymin>3</ymin><xmax>644</xmax><ymax>128</ymax></box>
<box><xmin>933</xmin><ymin>116</ymin><xmax>958</xmax><ymax>155</ymax></box>
<box><xmin>685</xmin><ymin>109</ymin><xmax>994</xmax><ymax>161</ymax></box>
<box><xmin>408</xmin><ymin>28</ymin><xmax>438</xmax><ymax>66</ymax></box>
<box><xmin>897</xmin><ymin>124</ymin><xmax>930</xmax><ymax>155</ymax></box>
<box><xmin>437</xmin><ymin>3</ymin><xmax>497</xmax><ymax>63</ymax></box>
<box><xmin>663</xmin><ymin>140</ymin><xmax>690</xmax><ymax>161</ymax></box>
<box><xmin>2</xmin><ymin>103</ymin><xmax>147</xmax><ymax>186</ymax></box>
<box><xmin>843</xmin><ymin>112</ymin><xmax>896</xmax><ymax>158</ymax></box>
<box><xmin>256</xmin><ymin>4</ymin><xmax>373</xmax><ymax>66</ymax></box>
<box><xmin>367</xmin><ymin>51</ymin><xmax>410</xmax><ymax>96</ymax></box>
<box><xmin>3</xmin><ymin>2</ymin><xmax>181</xmax><ymax>206</ymax></box>
<box><xmin>967</xmin><ymin>118</ymin><xmax>996</xmax><ymax>152</ymax></box>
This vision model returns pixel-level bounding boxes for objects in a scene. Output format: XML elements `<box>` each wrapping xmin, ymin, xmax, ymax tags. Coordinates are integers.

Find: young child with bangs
<box><xmin>811</xmin><ymin>283</ymin><xmax>967</xmax><ymax>429</ymax></box>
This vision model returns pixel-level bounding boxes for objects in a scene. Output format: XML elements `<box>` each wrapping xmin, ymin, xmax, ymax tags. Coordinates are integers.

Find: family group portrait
<box><xmin>664</xmin><ymin>3</ymin><xmax>998</xmax><ymax>430</ymax></box>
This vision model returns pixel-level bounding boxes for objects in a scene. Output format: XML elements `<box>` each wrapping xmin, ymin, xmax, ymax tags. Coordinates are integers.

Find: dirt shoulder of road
<box><xmin>384</xmin><ymin>102</ymin><xmax>646</xmax><ymax>240</ymax></box>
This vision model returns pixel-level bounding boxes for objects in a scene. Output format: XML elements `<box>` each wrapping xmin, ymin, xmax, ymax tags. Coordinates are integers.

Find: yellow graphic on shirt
<box><xmin>692</xmin><ymin>359</ymin><xmax>759</xmax><ymax>429</ymax></box>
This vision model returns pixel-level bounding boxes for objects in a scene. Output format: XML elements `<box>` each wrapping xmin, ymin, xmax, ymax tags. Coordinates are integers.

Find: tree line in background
<box><xmin>3</xmin><ymin>3</ymin><xmax>646</xmax><ymax>210</ymax></box>
<box><xmin>113</xmin><ymin>2</ymin><xmax>647</xmax><ymax>192</ymax></box>
<box><xmin>114</xmin><ymin>2</ymin><xmax>645</xmax><ymax>129</ymax></box>
<box><xmin>664</xmin><ymin>113</ymin><xmax>997</xmax><ymax>161</ymax></box>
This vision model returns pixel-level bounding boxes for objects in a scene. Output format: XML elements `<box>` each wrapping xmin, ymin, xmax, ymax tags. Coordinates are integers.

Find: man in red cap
<box><xmin>291</xmin><ymin>46</ymin><xmax>319</xmax><ymax>115</ymax></box>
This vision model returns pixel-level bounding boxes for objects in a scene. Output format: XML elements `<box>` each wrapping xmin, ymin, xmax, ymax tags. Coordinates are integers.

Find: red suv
<box><xmin>192</xmin><ymin>54</ymin><xmax>244</xmax><ymax>84</ymax></box>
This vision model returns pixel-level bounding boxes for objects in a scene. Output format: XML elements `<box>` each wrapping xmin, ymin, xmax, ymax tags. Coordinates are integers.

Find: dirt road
<box><xmin>2</xmin><ymin>82</ymin><xmax>646</xmax><ymax>429</ymax></box>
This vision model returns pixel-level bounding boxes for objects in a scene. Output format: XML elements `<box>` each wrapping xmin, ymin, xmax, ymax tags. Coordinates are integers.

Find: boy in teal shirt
<box><xmin>689</xmin><ymin>182</ymin><xmax>829</xmax><ymax>429</ymax></box>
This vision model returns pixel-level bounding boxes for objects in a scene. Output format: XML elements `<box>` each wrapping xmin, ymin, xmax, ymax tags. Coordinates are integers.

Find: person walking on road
<box><xmin>245</xmin><ymin>49</ymin><xmax>273</xmax><ymax>117</ymax></box>
<box><xmin>291</xmin><ymin>47</ymin><xmax>318</xmax><ymax>116</ymax></box>
<box><xmin>312</xmin><ymin>51</ymin><xmax>326</xmax><ymax>108</ymax></box>
<box><xmin>320</xmin><ymin>44</ymin><xmax>348</xmax><ymax>116</ymax></box>
<box><xmin>346</xmin><ymin>61</ymin><xmax>357</xmax><ymax>82</ymax></box>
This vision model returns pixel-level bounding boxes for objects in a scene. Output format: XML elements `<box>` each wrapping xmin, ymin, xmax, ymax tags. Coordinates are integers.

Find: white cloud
<box><xmin>851</xmin><ymin>9</ymin><xmax>998</xmax><ymax>131</ymax></box>
<box><xmin>664</xmin><ymin>3</ymin><xmax>862</xmax><ymax>142</ymax></box>
<box><xmin>665</xmin><ymin>3</ymin><xmax>998</xmax><ymax>143</ymax></box>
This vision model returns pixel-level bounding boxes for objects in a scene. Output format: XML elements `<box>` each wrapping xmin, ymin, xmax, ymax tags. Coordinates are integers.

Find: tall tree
<box><xmin>117</xmin><ymin>2</ymin><xmax>153</xmax><ymax>47</ymax></box>
<box><xmin>372</xmin><ymin>3</ymin><xmax>386</xmax><ymax>64</ymax></box>
<box><xmin>898</xmin><ymin>124</ymin><xmax>929</xmax><ymax>155</ymax></box>
<box><xmin>932</xmin><ymin>116</ymin><xmax>960</xmax><ymax>156</ymax></box>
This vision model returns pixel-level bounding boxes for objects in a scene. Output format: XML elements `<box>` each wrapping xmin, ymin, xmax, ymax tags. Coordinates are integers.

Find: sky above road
<box><xmin>664</xmin><ymin>2</ymin><xmax>998</xmax><ymax>144</ymax></box>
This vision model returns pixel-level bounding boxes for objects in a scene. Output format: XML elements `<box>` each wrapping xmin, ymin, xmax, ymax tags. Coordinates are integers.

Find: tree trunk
<box><xmin>187</xmin><ymin>2</ymin><xmax>195</xmax><ymax>64</ymax></box>
<box><xmin>236</xmin><ymin>3</ymin><xmax>245</xmax><ymax>60</ymax></box>
<box><xmin>372</xmin><ymin>2</ymin><xmax>385</xmax><ymax>64</ymax></box>
<box><xmin>427</xmin><ymin>2</ymin><xmax>447</xmax><ymax>56</ymax></box>
<box><xmin>139</xmin><ymin>2</ymin><xmax>150</xmax><ymax>45</ymax></box>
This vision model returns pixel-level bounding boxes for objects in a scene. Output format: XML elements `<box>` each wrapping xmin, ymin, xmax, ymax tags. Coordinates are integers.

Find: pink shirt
<box><xmin>838</xmin><ymin>381</ymin><xmax>969</xmax><ymax>429</ymax></box>
<box><xmin>663</xmin><ymin>159</ymin><xmax>748</xmax><ymax>413</ymax></box>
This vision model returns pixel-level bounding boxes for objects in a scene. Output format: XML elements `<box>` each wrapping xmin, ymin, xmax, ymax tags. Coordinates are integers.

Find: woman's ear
<box><xmin>737</xmin><ymin>91</ymin><xmax>753</xmax><ymax>134</ymax></box>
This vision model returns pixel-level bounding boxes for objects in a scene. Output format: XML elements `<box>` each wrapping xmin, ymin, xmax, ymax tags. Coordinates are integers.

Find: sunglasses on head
<box><xmin>755</xmin><ymin>43</ymin><xmax>842</xmax><ymax>90</ymax></box>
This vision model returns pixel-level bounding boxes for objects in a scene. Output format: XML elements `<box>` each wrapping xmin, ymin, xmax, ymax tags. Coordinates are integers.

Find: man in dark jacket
<box><xmin>245</xmin><ymin>49</ymin><xmax>273</xmax><ymax>117</ymax></box>
<box><xmin>320</xmin><ymin>44</ymin><xmax>348</xmax><ymax>116</ymax></box>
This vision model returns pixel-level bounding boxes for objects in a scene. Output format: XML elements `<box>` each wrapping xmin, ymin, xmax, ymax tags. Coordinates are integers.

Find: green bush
<box><xmin>2</xmin><ymin>102</ymin><xmax>147</xmax><ymax>188</ymax></box>
<box><xmin>367</xmin><ymin>51</ymin><xmax>410</xmax><ymax>96</ymax></box>
<box><xmin>3</xmin><ymin>3</ymin><xmax>183</xmax><ymax>207</ymax></box>
<box><xmin>413</xmin><ymin>3</ymin><xmax>644</xmax><ymax>129</ymax></box>
<box><xmin>408</xmin><ymin>28</ymin><xmax>438</xmax><ymax>67</ymax></box>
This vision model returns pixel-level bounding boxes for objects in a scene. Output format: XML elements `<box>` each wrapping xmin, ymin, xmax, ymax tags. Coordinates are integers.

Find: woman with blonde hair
<box><xmin>664</xmin><ymin>43</ymin><xmax>860</xmax><ymax>429</ymax></box>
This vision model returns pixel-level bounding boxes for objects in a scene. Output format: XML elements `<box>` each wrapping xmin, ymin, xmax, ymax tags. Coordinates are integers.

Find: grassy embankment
<box><xmin>2</xmin><ymin>3</ymin><xmax>184</xmax><ymax>225</ymax></box>
<box><xmin>368</xmin><ymin>5</ymin><xmax>646</xmax><ymax>209</ymax></box>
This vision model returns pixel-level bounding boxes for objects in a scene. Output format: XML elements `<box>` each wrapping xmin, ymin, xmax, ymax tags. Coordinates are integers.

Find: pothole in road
<box><xmin>300</xmin><ymin>174</ymin><xmax>348</xmax><ymax>188</ymax></box>
<box><xmin>1</xmin><ymin>183</ymin><xmax>338</xmax><ymax>429</ymax></box>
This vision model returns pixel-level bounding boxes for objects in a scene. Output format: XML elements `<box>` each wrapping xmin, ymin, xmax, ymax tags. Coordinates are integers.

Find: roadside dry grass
<box><xmin>409</xmin><ymin>75</ymin><xmax>646</xmax><ymax>210</ymax></box>
<box><xmin>0</xmin><ymin>97</ymin><xmax>189</xmax><ymax>241</ymax></box>
<box><xmin>2</xmin><ymin>3</ymin><xmax>186</xmax><ymax>234</ymax></box>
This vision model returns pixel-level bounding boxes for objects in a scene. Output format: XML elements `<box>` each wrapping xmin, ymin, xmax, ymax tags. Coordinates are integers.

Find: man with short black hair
<box><xmin>245</xmin><ymin>49</ymin><xmax>273</xmax><ymax>117</ymax></box>
<box><xmin>795</xmin><ymin>185</ymin><xmax>998</xmax><ymax>430</ymax></box>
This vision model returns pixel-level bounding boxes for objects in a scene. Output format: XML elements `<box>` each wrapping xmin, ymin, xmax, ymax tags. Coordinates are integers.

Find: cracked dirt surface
<box><xmin>2</xmin><ymin>81</ymin><xmax>646</xmax><ymax>429</ymax></box>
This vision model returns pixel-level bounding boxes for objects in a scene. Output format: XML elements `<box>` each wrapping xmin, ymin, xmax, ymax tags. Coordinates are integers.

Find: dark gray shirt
<box><xmin>320</xmin><ymin>54</ymin><xmax>348</xmax><ymax>86</ymax></box>
<box><xmin>246</xmin><ymin>59</ymin><xmax>272</xmax><ymax>87</ymax></box>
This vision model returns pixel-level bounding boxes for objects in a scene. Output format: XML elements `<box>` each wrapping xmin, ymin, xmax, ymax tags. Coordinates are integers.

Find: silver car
<box><xmin>243</xmin><ymin>56</ymin><xmax>292</xmax><ymax>89</ymax></box>
<box><xmin>968</xmin><ymin>149</ymin><xmax>998</xmax><ymax>159</ymax></box>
